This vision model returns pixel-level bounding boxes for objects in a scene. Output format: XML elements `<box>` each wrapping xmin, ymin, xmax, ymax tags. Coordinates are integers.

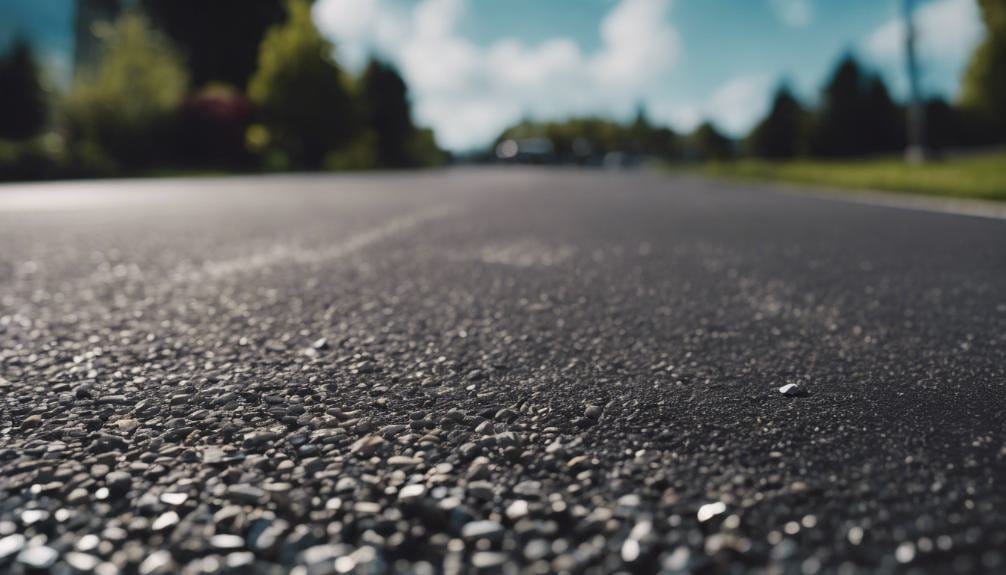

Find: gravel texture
<box><xmin>0</xmin><ymin>169</ymin><xmax>1004</xmax><ymax>574</ymax></box>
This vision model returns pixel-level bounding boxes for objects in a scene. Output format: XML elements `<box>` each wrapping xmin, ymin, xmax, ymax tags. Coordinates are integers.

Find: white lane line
<box><xmin>175</xmin><ymin>206</ymin><xmax>453</xmax><ymax>282</ymax></box>
<box><xmin>0</xmin><ymin>182</ymin><xmax>184</xmax><ymax>212</ymax></box>
<box><xmin>473</xmin><ymin>239</ymin><xmax>576</xmax><ymax>268</ymax></box>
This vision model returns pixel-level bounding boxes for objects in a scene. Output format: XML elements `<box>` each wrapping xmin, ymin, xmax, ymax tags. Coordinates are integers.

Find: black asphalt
<box><xmin>1</xmin><ymin>169</ymin><xmax>1004</xmax><ymax>574</ymax></box>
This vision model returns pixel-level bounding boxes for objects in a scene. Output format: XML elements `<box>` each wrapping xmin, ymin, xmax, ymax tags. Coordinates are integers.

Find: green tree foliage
<box><xmin>960</xmin><ymin>0</ymin><xmax>1006</xmax><ymax>140</ymax></box>
<box><xmin>746</xmin><ymin>84</ymin><xmax>805</xmax><ymax>159</ymax></box>
<box><xmin>408</xmin><ymin>127</ymin><xmax>448</xmax><ymax>167</ymax></box>
<box><xmin>809</xmin><ymin>54</ymin><xmax>903</xmax><ymax>157</ymax></box>
<box><xmin>65</xmin><ymin>13</ymin><xmax>189</xmax><ymax>170</ymax></box>
<box><xmin>248</xmin><ymin>0</ymin><xmax>356</xmax><ymax>170</ymax></box>
<box><xmin>689</xmin><ymin>121</ymin><xmax>734</xmax><ymax>161</ymax></box>
<box><xmin>141</xmin><ymin>0</ymin><xmax>285</xmax><ymax>89</ymax></box>
<box><xmin>359</xmin><ymin>59</ymin><xmax>415</xmax><ymax>168</ymax></box>
<box><xmin>324</xmin><ymin>130</ymin><xmax>378</xmax><ymax>171</ymax></box>
<box><xmin>0</xmin><ymin>40</ymin><xmax>48</xmax><ymax>140</ymax></box>
<box><xmin>811</xmin><ymin>55</ymin><xmax>867</xmax><ymax>156</ymax></box>
<box><xmin>628</xmin><ymin>107</ymin><xmax>678</xmax><ymax>158</ymax></box>
<box><xmin>862</xmin><ymin>75</ymin><xmax>904</xmax><ymax>152</ymax></box>
<box><xmin>923</xmin><ymin>97</ymin><xmax>961</xmax><ymax>150</ymax></box>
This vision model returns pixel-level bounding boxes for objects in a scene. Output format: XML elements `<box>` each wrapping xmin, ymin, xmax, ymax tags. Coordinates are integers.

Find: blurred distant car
<box><xmin>495</xmin><ymin>137</ymin><xmax>556</xmax><ymax>164</ymax></box>
<box><xmin>603</xmin><ymin>151</ymin><xmax>645</xmax><ymax>169</ymax></box>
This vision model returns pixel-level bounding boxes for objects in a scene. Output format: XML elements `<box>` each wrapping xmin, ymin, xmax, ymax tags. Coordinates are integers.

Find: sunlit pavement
<box><xmin>1</xmin><ymin>168</ymin><xmax>1004</xmax><ymax>573</ymax></box>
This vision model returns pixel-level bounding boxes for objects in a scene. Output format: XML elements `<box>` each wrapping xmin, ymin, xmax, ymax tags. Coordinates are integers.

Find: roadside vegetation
<box><xmin>0</xmin><ymin>0</ymin><xmax>1003</xmax><ymax>190</ymax></box>
<box><xmin>0</xmin><ymin>0</ymin><xmax>445</xmax><ymax>182</ymax></box>
<box><xmin>492</xmin><ymin>0</ymin><xmax>1005</xmax><ymax>200</ymax></box>
<box><xmin>697</xmin><ymin>151</ymin><xmax>1006</xmax><ymax>201</ymax></box>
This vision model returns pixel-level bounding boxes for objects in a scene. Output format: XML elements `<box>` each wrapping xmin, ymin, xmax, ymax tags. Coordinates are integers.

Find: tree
<box><xmin>141</xmin><ymin>0</ymin><xmax>286</xmax><ymax>89</ymax></box>
<box><xmin>809</xmin><ymin>54</ymin><xmax>903</xmax><ymax>157</ymax></box>
<box><xmin>248</xmin><ymin>0</ymin><xmax>356</xmax><ymax>169</ymax></box>
<box><xmin>690</xmin><ymin>121</ymin><xmax>733</xmax><ymax>161</ymax></box>
<box><xmin>64</xmin><ymin>13</ymin><xmax>189</xmax><ymax>170</ymax></box>
<box><xmin>0</xmin><ymin>40</ymin><xmax>47</xmax><ymax>140</ymax></box>
<box><xmin>923</xmin><ymin>97</ymin><xmax>959</xmax><ymax>150</ymax></box>
<box><xmin>628</xmin><ymin>105</ymin><xmax>679</xmax><ymax>160</ymax></box>
<box><xmin>810</xmin><ymin>54</ymin><xmax>866</xmax><ymax>156</ymax></box>
<box><xmin>359</xmin><ymin>59</ymin><xmax>415</xmax><ymax>168</ymax></box>
<box><xmin>626</xmin><ymin>105</ymin><xmax>651</xmax><ymax>155</ymax></box>
<box><xmin>746</xmin><ymin>84</ymin><xmax>804</xmax><ymax>159</ymax></box>
<box><xmin>960</xmin><ymin>0</ymin><xmax>1006</xmax><ymax>141</ymax></box>
<box><xmin>408</xmin><ymin>127</ymin><xmax>448</xmax><ymax>167</ymax></box>
<box><xmin>861</xmin><ymin>74</ymin><xmax>904</xmax><ymax>153</ymax></box>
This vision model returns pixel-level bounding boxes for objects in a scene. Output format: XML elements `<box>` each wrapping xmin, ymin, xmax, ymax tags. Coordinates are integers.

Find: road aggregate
<box><xmin>0</xmin><ymin>169</ymin><xmax>1004</xmax><ymax>574</ymax></box>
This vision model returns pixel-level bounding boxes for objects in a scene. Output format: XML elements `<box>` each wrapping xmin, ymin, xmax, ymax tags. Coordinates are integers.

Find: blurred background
<box><xmin>0</xmin><ymin>0</ymin><xmax>1003</xmax><ymax>196</ymax></box>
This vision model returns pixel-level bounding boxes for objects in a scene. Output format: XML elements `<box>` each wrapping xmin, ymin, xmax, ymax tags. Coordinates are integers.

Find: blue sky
<box><xmin>2</xmin><ymin>0</ymin><xmax>986</xmax><ymax>150</ymax></box>
<box><xmin>0</xmin><ymin>0</ymin><xmax>75</xmax><ymax>84</ymax></box>
<box><xmin>313</xmin><ymin>0</ymin><xmax>984</xmax><ymax>150</ymax></box>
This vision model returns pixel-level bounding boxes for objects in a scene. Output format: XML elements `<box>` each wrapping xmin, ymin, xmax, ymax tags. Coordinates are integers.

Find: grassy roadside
<box><xmin>693</xmin><ymin>151</ymin><xmax>1006</xmax><ymax>202</ymax></box>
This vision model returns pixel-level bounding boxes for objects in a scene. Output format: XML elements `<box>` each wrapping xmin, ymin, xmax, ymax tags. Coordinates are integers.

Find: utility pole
<box><xmin>903</xmin><ymin>0</ymin><xmax>927</xmax><ymax>164</ymax></box>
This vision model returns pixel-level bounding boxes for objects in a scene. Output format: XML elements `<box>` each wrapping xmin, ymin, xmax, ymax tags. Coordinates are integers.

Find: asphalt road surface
<box><xmin>1</xmin><ymin>169</ymin><xmax>1004</xmax><ymax>574</ymax></box>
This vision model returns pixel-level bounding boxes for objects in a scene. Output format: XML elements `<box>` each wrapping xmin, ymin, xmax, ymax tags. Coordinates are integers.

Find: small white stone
<box><xmin>160</xmin><ymin>492</ymin><xmax>188</xmax><ymax>506</ymax></box>
<box><xmin>17</xmin><ymin>545</ymin><xmax>59</xmax><ymax>569</ymax></box>
<box><xmin>506</xmin><ymin>499</ymin><xmax>529</xmax><ymax>520</ymax></box>
<box><xmin>697</xmin><ymin>501</ymin><xmax>727</xmax><ymax>522</ymax></box>
<box><xmin>210</xmin><ymin>534</ymin><xmax>245</xmax><ymax>550</ymax></box>
<box><xmin>152</xmin><ymin>511</ymin><xmax>179</xmax><ymax>531</ymax></box>
<box><xmin>621</xmin><ymin>538</ymin><xmax>641</xmax><ymax>562</ymax></box>
<box><xmin>139</xmin><ymin>550</ymin><xmax>174</xmax><ymax>575</ymax></box>
<box><xmin>0</xmin><ymin>534</ymin><xmax>26</xmax><ymax>561</ymax></box>
<box><xmin>779</xmin><ymin>383</ymin><xmax>803</xmax><ymax>397</ymax></box>
<box><xmin>398</xmin><ymin>484</ymin><xmax>426</xmax><ymax>502</ymax></box>
<box><xmin>65</xmin><ymin>552</ymin><xmax>100</xmax><ymax>571</ymax></box>
<box><xmin>895</xmin><ymin>541</ymin><xmax>916</xmax><ymax>563</ymax></box>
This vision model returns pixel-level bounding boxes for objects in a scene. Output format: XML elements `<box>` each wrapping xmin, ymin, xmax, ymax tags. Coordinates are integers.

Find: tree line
<box><xmin>0</xmin><ymin>0</ymin><xmax>444</xmax><ymax>181</ymax></box>
<box><xmin>2</xmin><ymin>0</ymin><xmax>1003</xmax><ymax>179</ymax></box>
<box><xmin>495</xmin><ymin>0</ymin><xmax>1005</xmax><ymax>164</ymax></box>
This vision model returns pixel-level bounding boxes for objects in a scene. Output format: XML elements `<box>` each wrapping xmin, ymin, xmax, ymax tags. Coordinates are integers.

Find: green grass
<box><xmin>696</xmin><ymin>151</ymin><xmax>1006</xmax><ymax>202</ymax></box>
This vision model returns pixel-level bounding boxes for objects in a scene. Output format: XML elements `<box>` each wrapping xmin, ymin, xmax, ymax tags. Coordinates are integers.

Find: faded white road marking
<box><xmin>176</xmin><ymin>206</ymin><xmax>452</xmax><ymax>282</ymax></box>
<box><xmin>476</xmin><ymin>239</ymin><xmax>575</xmax><ymax>268</ymax></box>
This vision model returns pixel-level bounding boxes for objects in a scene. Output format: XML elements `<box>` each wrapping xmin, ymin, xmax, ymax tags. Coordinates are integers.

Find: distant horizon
<box><xmin>1</xmin><ymin>0</ymin><xmax>986</xmax><ymax>151</ymax></box>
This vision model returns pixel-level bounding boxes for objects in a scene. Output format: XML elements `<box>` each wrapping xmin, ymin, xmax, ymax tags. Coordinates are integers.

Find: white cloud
<box><xmin>415</xmin><ymin>97</ymin><xmax>522</xmax><ymax>153</ymax></box>
<box><xmin>651</xmin><ymin>102</ymin><xmax>703</xmax><ymax>133</ymax></box>
<box><xmin>311</xmin><ymin>0</ymin><xmax>407</xmax><ymax>70</ymax></box>
<box><xmin>865</xmin><ymin>0</ymin><xmax>983</xmax><ymax>67</ymax></box>
<box><xmin>650</xmin><ymin>75</ymin><xmax>774</xmax><ymax>136</ymax></box>
<box><xmin>487</xmin><ymin>39</ymin><xmax>583</xmax><ymax>90</ymax></box>
<box><xmin>314</xmin><ymin>0</ymin><xmax>686</xmax><ymax>150</ymax></box>
<box><xmin>770</xmin><ymin>0</ymin><xmax>812</xmax><ymax>28</ymax></box>
<box><xmin>708</xmin><ymin>75</ymin><xmax>774</xmax><ymax>134</ymax></box>
<box><xmin>413</xmin><ymin>0</ymin><xmax>464</xmax><ymax>38</ymax></box>
<box><xmin>593</xmin><ymin>0</ymin><xmax>680</xmax><ymax>90</ymax></box>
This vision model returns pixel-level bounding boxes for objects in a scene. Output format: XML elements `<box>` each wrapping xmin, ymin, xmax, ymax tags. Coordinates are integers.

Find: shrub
<box><xmin>248</xmin><ymin>0</ymin><xmax>356</xmax><ymax>170</ymax></box>
<box><xmin>64</xmin><ymin>13</ymin><xmax>188</xmax><ymax>172</ymax></box>
<box><xmin>324</xmin><ymin>132</ymin><xmax>379</xmax><ymax>171</ymax></box>
<box><xmin>178</xmin><ymin>84</ymin><xmax>255</xmax><ymax>169</ymax></box>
